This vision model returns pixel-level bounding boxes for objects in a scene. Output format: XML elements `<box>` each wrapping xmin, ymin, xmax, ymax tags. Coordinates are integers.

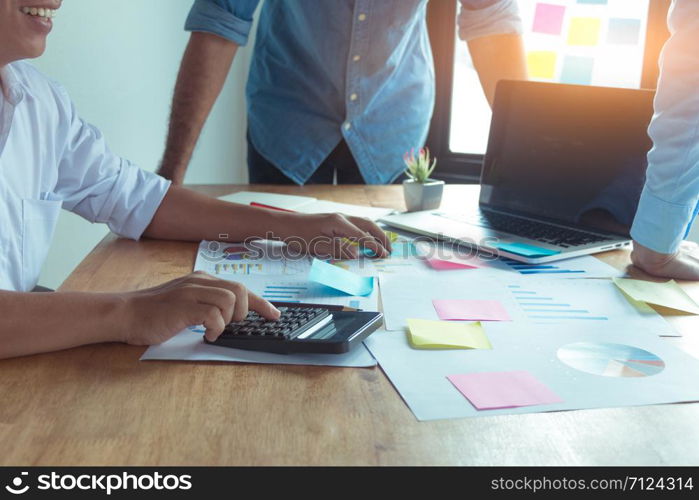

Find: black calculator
<box><xmin>205</xmin><ymin>302</ymin><xmax>383</xmax><ymax>354</ymax></box>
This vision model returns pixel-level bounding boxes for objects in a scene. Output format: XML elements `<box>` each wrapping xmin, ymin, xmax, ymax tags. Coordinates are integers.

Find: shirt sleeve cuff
<box><xmin>630</xmin><ymin>186</ymin><xmax>698</xmax><ymax>254</ymax></box>
<box><xmin>185</xmin><ymin>0</ymin><xmax>254</xmax><ymax>46</ymax></box>
<box><xmin>457</xmin><ymin>0</ymin><xmax>523</xmax><ymax>41</ymax></box>
<box><xmin>95</xmin><ymin>162</ymin><xmax>171</xmax><ymax>240</ymax></box>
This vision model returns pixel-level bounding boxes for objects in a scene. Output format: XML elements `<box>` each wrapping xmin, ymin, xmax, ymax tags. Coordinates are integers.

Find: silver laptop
<box><xmin>381</xmin><ymin>80</ymin><xmax>655</xmax><ymax>264</ymax></box>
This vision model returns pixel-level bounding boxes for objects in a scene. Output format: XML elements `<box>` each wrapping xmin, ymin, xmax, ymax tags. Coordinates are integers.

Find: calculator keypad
<box><xmin>221</xmin><ymin>307</ymin><xmax>331</xmax><ymax>340</ymax></box>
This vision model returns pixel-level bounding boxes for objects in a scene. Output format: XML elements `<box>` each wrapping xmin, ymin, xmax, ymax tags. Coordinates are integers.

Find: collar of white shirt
<box><xmin>0</xmin><ymin>64</ymin><xmax>25</xmax><ymax>105</ymax></box>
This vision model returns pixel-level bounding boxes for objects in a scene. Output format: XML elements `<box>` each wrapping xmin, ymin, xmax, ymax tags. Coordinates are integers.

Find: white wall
<box><xmin>34</xmin><ymin>0</ymin><xmax>255</xmax><ymax>288</ymax></box>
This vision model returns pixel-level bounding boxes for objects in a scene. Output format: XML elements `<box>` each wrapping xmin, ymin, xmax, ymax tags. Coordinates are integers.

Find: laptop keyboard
<box><xmin>453</xmin><ymin>211</ymin><xmax>614</xmax><ymax>248</ymax></box>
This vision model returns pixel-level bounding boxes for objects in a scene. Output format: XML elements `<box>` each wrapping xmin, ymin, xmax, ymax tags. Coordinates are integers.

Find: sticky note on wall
<box><xmin>533</xmin><ymin>3</ymin><xmax>566</xmax><ymax>35</ymax></box>
<box><xmin>607</xmin><ymin>18</ymin><xmax>641</xmax><ymax>45</ymax></box>
<box><xmin>577</xmin><ymin>0</ymin><xmax>607</xmax><ymax>4</ymax></box>
<box><xmin>567</xmin><ymin>17</ymin><xmax>602</xmax><ymax>46</ymax></box>
<box><xmin>527</xmin><ymin>51</ymin><xmax>557</xmax><ymax>80</ymax></box>
<box><xmin>560</xmin><ymin>55</ymin><xmax>594</xmax><ymax>85</ymax></box>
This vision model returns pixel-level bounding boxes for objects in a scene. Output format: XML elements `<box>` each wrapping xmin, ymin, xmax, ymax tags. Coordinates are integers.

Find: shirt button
<box><xmin>350</xmin><ymin>93</ymin><xmax>358</xmax><ymax>101</ymax></box>
<box><xmin>353</xmin><ymin>55</ymin><xmax>361</xmax><ymax>62</ymax></box>
<box><xmin>358</xmin><ymin>13</ymin><xmax>367</xmax><ymax>21</ymax></box>
<box><xmin>344</xmin><ymin>122</ymin><xmax>352</xmax><ymax>131</ymax></box>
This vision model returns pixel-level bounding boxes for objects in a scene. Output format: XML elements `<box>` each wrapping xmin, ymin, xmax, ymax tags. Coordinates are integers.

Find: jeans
<box><xmin>247</xmin><ymin>134</ymin><xmax>365</xmax><ymax>185</ymax></box>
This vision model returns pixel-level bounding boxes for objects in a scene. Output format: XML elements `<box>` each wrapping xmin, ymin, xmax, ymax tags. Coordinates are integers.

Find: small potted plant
<box><xmin>402</xmin><ymin>147</ymin><xmax>444</xmax><ymax>212</ymax></box>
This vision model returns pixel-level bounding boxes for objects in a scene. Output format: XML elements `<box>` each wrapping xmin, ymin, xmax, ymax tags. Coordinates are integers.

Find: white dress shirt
<box><xmin>0</xmin><ymin>61</ymin><xmax>170</xmax><ymax>292</ymax></box>
<box><xmin>630</xmin><ymin>0</ymin><xmax>699</xmax><ymax>253</ymax></box>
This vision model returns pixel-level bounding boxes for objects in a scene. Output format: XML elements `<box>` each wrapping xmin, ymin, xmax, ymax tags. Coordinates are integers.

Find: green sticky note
<box><xmin>612</xmin><ymin>278</ymin><xmax>699</xmax><ymax>314</ymax></box>
<box><xmin>406</xmin><ymin>319</ymin><xmax>492</xmax><ymax>350</ymax></box>
<box><xmin>309</xmin><ymin>259</ymin><xmax>374</xmax><ymax>296</ymax></box>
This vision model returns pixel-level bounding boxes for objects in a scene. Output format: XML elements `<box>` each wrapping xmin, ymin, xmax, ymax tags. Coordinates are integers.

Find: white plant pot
<box><xmin>403</xmin><ymin>179</ymin><xmax>444</xmax><ymax>212</ymax></box>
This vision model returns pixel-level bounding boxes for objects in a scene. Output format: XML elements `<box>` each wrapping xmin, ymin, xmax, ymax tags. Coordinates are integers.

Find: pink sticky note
<box><xmin>447</xmin><ymin>371</ymin><xmax>563</xmax><ymax>410</ymax></box>
<box><xmin>432</xmin><ymin>299</ymin><xmax>511</xmax><ymax>321</ymax></box>
<box><xmin>425</xmin><ymin>257</ymin><xmax>479</xmax><ymax>271</ymax></box>
<box><xmin>533</xmin><ymin>3</ymin><xmax>566</xmax><ymax>35</ymax></box>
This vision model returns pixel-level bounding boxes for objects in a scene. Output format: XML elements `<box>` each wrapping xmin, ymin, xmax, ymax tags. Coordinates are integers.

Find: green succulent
<box><xmin>403</xmin><ymin>147</ymin><xmax>437</xmax><ymax>183</ymax></box>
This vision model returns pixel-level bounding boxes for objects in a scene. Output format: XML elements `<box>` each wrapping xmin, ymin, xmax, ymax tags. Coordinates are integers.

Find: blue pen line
<box><xmin>524</xmin><ymin>309</ymin><xmax>590</xmax><ymax>313</ymax></box>
<box><xmin>528</xmin><ymin>315</ymin><xmax>609</xmax><ymax>320</ymax></box>
<box><xmin>511</xmin><ymin>291</ymin><xmax>537</xmax><ymax>294</ymax></box>
<box><xmin>519</xmin><ymin>303</ymin><xmax>570</xmax><ymax>306</ymax></box>
<box><xmin>507</xmin><ymin>285</ymin><xmax>521</xmax><ymax>288</ymax></box>
<box><xmin>511</xmin><ymin>265</ymin><xmax>558</xmax><ymax>270</ymax></box>
<box><xmin>262</xmin><ymin>295</ymin><xmax>297</xmax><ymax>299</ymax></box>
<box><xmin>514</xmin><ymin>297</ymin><xmax>554</xmax><ymax>301</ymax></box>
<box><xmin>519</xmin><ymin>270</ymin><xmax>585</xmax><ymax>275</ymax></box>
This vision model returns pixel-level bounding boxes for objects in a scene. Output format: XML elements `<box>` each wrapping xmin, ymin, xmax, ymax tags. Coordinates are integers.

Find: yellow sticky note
<box><xmin>527</xmin><ymin>51</ymin><xmax>557</xmax><ymax>79</ymax></box>
<box><xmin>385</xmin><ymin>231</ymin><xmax>400</xmax><ymax>243</ymax></box>
<box><xmin>344</xmin><ymin>230</ymin><xmax>400</xmax><ymax>246</ymax></box>
<box><xmin>406</xmin><ymin>319</ymin><xmax>492</xmax><ymax>350</ymax></box>
<box><xmin>567</xmin><ymin>17</ymin><xmax>601</xmax><ymax>46</ymax></box>
<box><xmin>612</xmin><ymin>278</ymin><xmax>699</xmax><ymax>315</ymax></box>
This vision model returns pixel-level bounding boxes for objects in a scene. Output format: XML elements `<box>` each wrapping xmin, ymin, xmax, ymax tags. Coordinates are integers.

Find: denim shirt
<box><xmin>630</xmin><ymin>0</ymin><xmax>699</xmax><ymax>253</ymax></box>
<box><xmin>185</xmin><ymin>0</ymin><xmax>522</xmax><ymax>184</ymax></box>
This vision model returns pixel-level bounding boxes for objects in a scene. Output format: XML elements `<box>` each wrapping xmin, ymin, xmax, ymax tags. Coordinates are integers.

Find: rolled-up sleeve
<box><xmin>185</xmin><ymin>0</ymin><xmax>261</xmax><ymax>46</ymax></box>
<box><xmin>53</xmin><ymin>87</ymin><xmax>171</xmax><ymax>240</ymax></box>
<box><xmin>457</xmin><ymin>0</ymin><xmax>523</xmax><ymax>42</ymax></box>
<box><xmin>630</xmin><ymin>0</ymin><xmax>699</xmax><ymax>253</ymax></box>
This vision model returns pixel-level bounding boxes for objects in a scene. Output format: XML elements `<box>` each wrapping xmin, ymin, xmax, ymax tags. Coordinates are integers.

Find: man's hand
<box><xmin>274</xmin><ymin>212</ymin><xmax>393</xmax><ymax>260</ymax></box>
<box><xmin>631</xmin><ymin>240</ymin><xmax>699</xmax><ymax>280</ymax></box>
<box><xmin>142</xmin><ymin>186</ymin><xmax>392</xmax><ymax>260</ymax></box>
<box><xmin>123</xmin><ymin>272</ymin><xmax>281</xmax><ymax>345</ymax></box>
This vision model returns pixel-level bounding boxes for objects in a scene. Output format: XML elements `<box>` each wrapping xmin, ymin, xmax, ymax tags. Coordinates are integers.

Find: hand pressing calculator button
<box><xmin>205</xmin><ymin>303</ymin><xmax>383</xmax><ymax>354</ymax></box>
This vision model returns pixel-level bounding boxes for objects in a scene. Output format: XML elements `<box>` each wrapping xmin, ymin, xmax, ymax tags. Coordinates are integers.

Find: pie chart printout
<box><xmin>557</xmin><ymin>342</ymin><xmax>666</xmax><ymax>378</ymax></box>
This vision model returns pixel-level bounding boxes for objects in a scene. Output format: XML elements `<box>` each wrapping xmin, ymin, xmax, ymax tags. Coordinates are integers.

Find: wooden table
<box><xmin>2</xmin><ymin>185</ymin><xmax>699</xmax><ymax>466</ymax></box>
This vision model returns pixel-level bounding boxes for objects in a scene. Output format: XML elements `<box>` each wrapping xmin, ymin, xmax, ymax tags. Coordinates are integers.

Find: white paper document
<box><xmin>142</xmin><ymin>327</ymin><xmax>377</xmax><ymax>368</ymax></box>
<box><xmin>219</xmin><ymin>191</ymin><xmax>395</xmax><ymax>220</ymax></box>
<box><xmin>365</xmin><ymin>324</ymin><xmax>699</xmax><ymax>421</ymax></box>
<box><xmin>194</xmin><ymin>240</ymin><xmax>313</xmax><ymax>277</ymax></box>
<box><xmin>379</xmin><ymin>274</ymin><xmax>677</xmax><ymax>336</ymax></box>
<box><xmin>222</xmin><ymin>274</ymin><xmax>380</xmax><ymax>311</ymax></box>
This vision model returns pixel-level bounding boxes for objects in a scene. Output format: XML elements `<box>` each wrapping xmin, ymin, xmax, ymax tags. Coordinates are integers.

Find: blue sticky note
<box><xmin>560</xmin><ymin>55</ymin><xmax>594</xmax><ymax>85</ymax></box>
<box><xmin>360</xmin><ymin>247</ymin><xmax>377</xmax><ymax>257</ymax></box>
<box><xmin>494</xmin><ymin>242</ymin><xmax>561</xmax><ymax>258</ymax></box>
<box><xmin>360</xmin><ymin>241</ymin><xmax>416</xmax><ymax>258</ymax></box>
<box><xmin>577</xmin><ymin>0</ymin><xmax>607</xmax><ymax>4</ymax></box>
<box><xmin>607</xmin><ymin>18</ymin><xmax>641</xmax><ymax>45</ymax></box>
<box><xmin>391</xmin><ymin>242</ymin><xmax>418</xmax><ymax>257</ymax></box>
<box><xmin>308</xmin><ymin>259</ymin><xmax>374</xmax><ymax>296</ymax></box>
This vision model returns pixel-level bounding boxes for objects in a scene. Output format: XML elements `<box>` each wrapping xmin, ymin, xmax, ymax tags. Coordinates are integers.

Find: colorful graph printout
<box><xmin>557</xmin><ymin>342</ymin><xmax>665</xmax><ymax>377</ymax></box>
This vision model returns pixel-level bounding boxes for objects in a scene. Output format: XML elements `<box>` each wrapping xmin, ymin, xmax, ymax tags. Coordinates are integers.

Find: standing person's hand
<box><xmin>122</xmin><ymin>272</ymin><xmax>281</xmax><ymax>345</ymax></box>
<box><xmin>275</xmin><ymin>212</ymin><xmax>393</xmax><ymax>259</ymax></box>
<box><xmin>631</xmin><ymin>241</ymin><xmax>699</xmax><ymax>280</ymax></box>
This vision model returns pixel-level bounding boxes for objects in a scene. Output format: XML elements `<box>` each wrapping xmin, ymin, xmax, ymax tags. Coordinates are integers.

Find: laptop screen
<box><xmin>479</xmin><ymin>81</ymin><xmax>655</xmax><ymax>237</ymax></box>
